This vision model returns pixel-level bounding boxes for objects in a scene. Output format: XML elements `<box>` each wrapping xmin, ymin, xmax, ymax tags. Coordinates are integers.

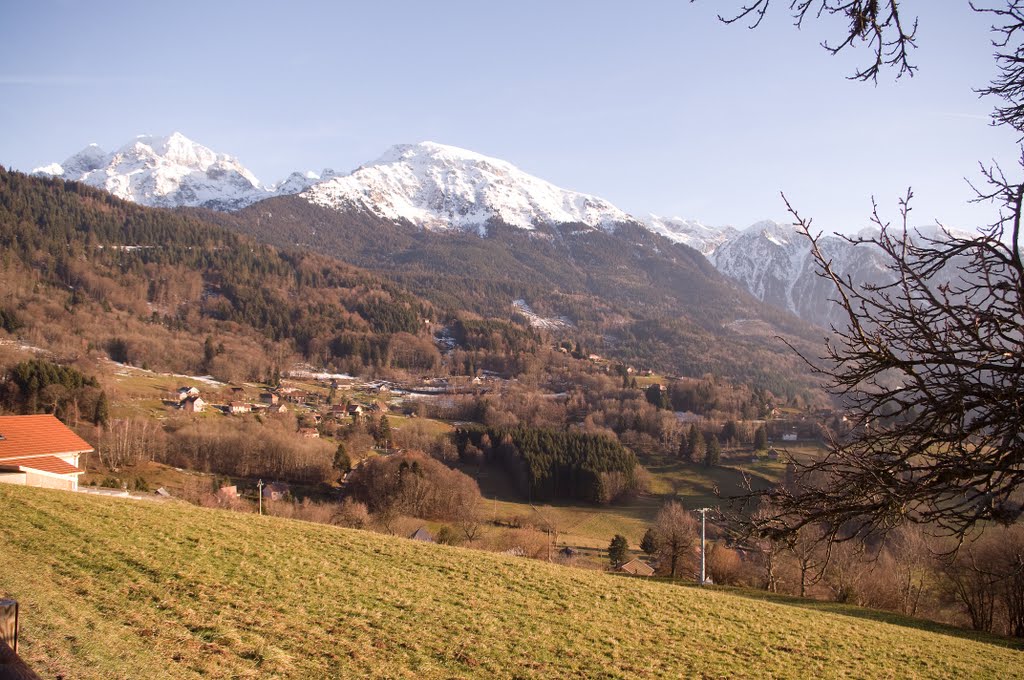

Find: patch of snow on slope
<box><xmin>512</xmin><ymin>299</ymin><xmax>573</xmax><ymax>330</ymax></box>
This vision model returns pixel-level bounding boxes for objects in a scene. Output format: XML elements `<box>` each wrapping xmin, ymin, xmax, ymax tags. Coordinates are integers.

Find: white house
<box><xmin>0</xmin><ymin>414</ymin><xmax>91</xmax><ymax>491</ymax></box>
<box><xmin>182</xmin><ymin>396</ymin><xmax>206</xmax><ymax>413</ymax></box>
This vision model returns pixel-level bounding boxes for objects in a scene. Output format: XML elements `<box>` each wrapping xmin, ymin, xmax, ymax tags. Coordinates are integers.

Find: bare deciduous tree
<box><xmin>713</xmin><ymin>1</ymin><xmax>1024</xmax><ymax>547</ymax></box>
<box><xmin>753</xmin><ymin>185</ymin><xmax>1024</xmax><ymax>544</ymax></box>
<box><xmin>653</xmin><ymin>501</ymin><xmax>698</xmax><ymax>579</ymax></box>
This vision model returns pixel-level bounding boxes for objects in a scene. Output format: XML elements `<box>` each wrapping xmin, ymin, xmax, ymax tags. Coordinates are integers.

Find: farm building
<box><xmin>0</xmin><ymin>414</ymin><xmax>91</xmax><ymax>492</ymax></box>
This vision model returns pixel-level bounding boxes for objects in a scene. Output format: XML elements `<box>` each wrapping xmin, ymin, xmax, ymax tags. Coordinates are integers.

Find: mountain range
<box><xmin>33</xmin><ymin>132</ymin><xmax>884</xmax><ymax>329</ymax></box>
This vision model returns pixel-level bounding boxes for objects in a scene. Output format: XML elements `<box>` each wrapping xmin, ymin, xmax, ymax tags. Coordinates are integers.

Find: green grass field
<box><xmin>3</xmin><ymin>485</ymin><xmax>1020</xmax><ymax>679</ymax></box>
<box><xmin>469</xmin><ymin>448</ymin><xmax>793</xmax><ymax>551</ymax></box>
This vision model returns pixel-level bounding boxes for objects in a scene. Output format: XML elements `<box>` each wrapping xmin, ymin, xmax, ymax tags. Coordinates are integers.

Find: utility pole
<box><xmin>695</xmin><ymin>507</ymin><xmax>711</xmax><ymax>586</ymax></box>
<box><xmin>257</xmin><ymin>479</ymin><xmax>264</xmax><ymax>516</ymax></box>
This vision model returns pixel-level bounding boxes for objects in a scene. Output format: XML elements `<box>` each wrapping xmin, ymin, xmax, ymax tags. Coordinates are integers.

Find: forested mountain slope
<box><xmin>221</xmin><ymin>194</ymin><xmax>824</xmax><ymax>396</ymax></box>
<box><xmin>0</xmin><ymin>168</ymin><xmax>434</xmax><ymax>378</ymax></box>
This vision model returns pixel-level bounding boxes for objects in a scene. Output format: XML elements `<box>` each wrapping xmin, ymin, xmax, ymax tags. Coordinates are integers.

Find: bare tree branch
<box><xmin>740</xmin><ymin>167</ymin><xmax>1024</xmax><ymax>547</ymax></box>
<box><xmin>702</xmin><ymin>1</ymin><xmax>918</xmax><ymax>81</ymax></box>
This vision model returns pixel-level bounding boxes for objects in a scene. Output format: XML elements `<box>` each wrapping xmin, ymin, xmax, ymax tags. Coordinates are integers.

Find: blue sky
<box><xmin>1</xmin><ymin>1</ymin><xmax>1018</xmax><ymax>232</ymax></box>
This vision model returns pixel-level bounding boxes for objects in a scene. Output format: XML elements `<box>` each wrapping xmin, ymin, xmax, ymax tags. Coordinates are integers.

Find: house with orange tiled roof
<box><xmin>0</xmin><ymin>414</ymin><xmax>92</xmax><ymax>491</ymax></box>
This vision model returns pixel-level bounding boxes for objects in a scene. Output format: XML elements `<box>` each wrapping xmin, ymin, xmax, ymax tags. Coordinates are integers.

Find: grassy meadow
<box><xmin>2</xmin><ymin>484</ymin><xmax>1021</xmax><ymax>679</ymax></box>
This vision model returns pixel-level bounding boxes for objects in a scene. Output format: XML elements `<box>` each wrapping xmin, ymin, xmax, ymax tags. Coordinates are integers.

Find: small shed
<box><xmin>620</xmin><ymin>558</ymin><xmax>655</xmax><ymax>577</ymax></box>
<box><xmin>260</xmin><ymin>392</ymin><xmax>279</xmax><ymax>405</ymax></box>
<box><xmin>409</xmin><ymin>527</ymin><xmax>434</xmax><ymax>543</ymax></box>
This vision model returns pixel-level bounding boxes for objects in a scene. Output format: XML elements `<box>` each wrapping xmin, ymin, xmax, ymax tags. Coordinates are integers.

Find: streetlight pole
<box><xmin>257</xmin><ymin>479</ymin><xmax>264</xmax><ymax>516</ymax></box>
<box><xmin>695</xmin><ymin>507</ymin><xmax>711</xmax><ymax>586</ymax></box>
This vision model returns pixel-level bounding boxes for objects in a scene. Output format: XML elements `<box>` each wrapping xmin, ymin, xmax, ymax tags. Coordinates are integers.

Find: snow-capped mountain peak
<box><xmin>300</xmin><ymin>141</ymin><xmax>634</xmax><ymax>235</ymax></box>
<box><xmin>745</xmin><ymin>219</ymin><xmax>799</xmax><ymax>246</ymax></box>
<box><xmin>33</xmin><ymin>132</ymin><xmax>270</xmax><ymax>211</ymax></box>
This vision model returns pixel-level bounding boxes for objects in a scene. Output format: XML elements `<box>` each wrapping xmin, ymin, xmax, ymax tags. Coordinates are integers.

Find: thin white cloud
<box><xmin>0</xmin><ymin>75</ymin><xmax>142</xmax><ymax>86</ymax></box>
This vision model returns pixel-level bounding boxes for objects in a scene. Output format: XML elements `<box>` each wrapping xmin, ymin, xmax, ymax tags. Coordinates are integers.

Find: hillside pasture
<box><xmin>2</xmin><ymin>485</ymin><xmax>1021</xmax><ymax>679</ymax></box>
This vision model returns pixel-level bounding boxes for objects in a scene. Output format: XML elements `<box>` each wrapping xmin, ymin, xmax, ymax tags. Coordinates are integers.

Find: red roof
<box><xmin>0</xmin><ymin>415</ymin><xmax>93</xmax><ymax>461</ymax></box>
<box><xmin>0</xmin><ymin>455</ymin><xmax>83</xmax><ymax>475</ymax></box>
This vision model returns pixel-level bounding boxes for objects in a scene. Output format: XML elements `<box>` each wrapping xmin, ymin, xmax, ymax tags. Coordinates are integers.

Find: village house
<box><xmin>0</xmin><ymin>414</ymin><xmax>91</xmax><ymax>492</ymax></box>
<box><xmin>619</xmin><ymin>558</ymin><xmax>655</xmax><ymax>577</ymax></box>
<box><xmin>266</xmin><ymin>403</ymin><xmax>288</xmax><ymax>414</ymax></box>
<box><xmin>282</xmin><ymin>390</ymin><xmax>307</xmax><ymax>404</ymax></box>
<box><xmin>228</xmin><ymin>402</ymin><xmax>251</xmax><ymax>415</ymax></box>
<box><xmin>261</xmin><ymin>481</ymin><xmax>290</xmax><ymax>501</ymax></box>
<box><xmin>260</xmin><ymin>392</ymin><xmax>279</xmax><ymax>405</ymax></box>
<box><xmin>176</xmin><ymin>386</ymin><xmax>200</xmax><ymax>402</ymax></box>
<box><xmin>298</xmin><ymin>427</ymin><xmax>320</xmax><ymax>439</ymax></box>
<box><xmin>181</xmin><ymin>395</ymin><xmax>206</xmax><ymax>413</ymax></box>
<box><xmin>347</xmin><ymin>403</ymin><xmax>364</xmax><ymax>419</ymax></box>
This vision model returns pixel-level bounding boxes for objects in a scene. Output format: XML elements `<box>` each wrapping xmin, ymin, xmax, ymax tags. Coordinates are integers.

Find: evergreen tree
<box><xmin>687</xmin><ymin>424</ymin><xmax>704</xmax><ymax>463</ymax></box>
<box><xmin>645</xmin><ymin>383</ymin><xmax>671</xmax><ymax>410</ymax></box>
<box><xmin>640</xmin><ymin>528</ymin><xmax>658</xmax><ymax>556</ymax></box>
<box><xmin>720</xmin><ymin>420</ymin><xmax>739</xmax><ymax>446</ymax></box>
<box><xmin>754</xmin><ymin>424</ymin><xmax>769</xmax><ymax>451</ymax></box>
<box><xmin>677</xmin><ymin>431</ymin><xmax>688</xmax><ymax>460</ymax></box>
<box><xmin>704</xmin><ymin>434</ymin><xmax>721</xmax><ymax>468</ymax></box>
<box><xmin>608</xmin><ymin>534</ymin><xmax>629</xmax><ymax>568</ymax></box>
<box><xmin>203</xmin><ymin>336</ymin><xmax>216</xmax><ymax>371</ymax></box>
<box><xmin>376</xmin><ymin>415</ymin><xmax>392</xmax><ymax>448</ymax></box>
<box><xmin>93</xmin><ymin>390</ymin><xmax>110</xmax><ymax>427</ymax></box>
<box><xmin>333</xmin><ymin>443</ymin><xmax>352</xmax><ymax>474</ymax></box>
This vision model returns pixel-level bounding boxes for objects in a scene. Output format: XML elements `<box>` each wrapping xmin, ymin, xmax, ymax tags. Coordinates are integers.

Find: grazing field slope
<box><xmin>2</xmin><ymin>485</ymin><xmax>1021</xmax><ymax>679</ymax></box>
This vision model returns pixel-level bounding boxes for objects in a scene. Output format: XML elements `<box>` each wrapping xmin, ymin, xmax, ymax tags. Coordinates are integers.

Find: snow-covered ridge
<box><xmin>642</xmin><ymin>214</ymin><xmax>737</xmax><ymax>255</ymax></box>
<box><xmin>300</xmin><ymin>141</ymin><xmax>634</xmax><ymax>235</ymax></box>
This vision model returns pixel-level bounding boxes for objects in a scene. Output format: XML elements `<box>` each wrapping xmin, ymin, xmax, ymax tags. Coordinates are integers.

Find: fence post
<box><xmin>0</xmin><ymin>601</ymin><xmax>15</xmax><ymax>654</ymax></box>
<box><xmin>0</xmin><ymin>599</ymin><xmax>39</xmax><ymax>680</ymax></box>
